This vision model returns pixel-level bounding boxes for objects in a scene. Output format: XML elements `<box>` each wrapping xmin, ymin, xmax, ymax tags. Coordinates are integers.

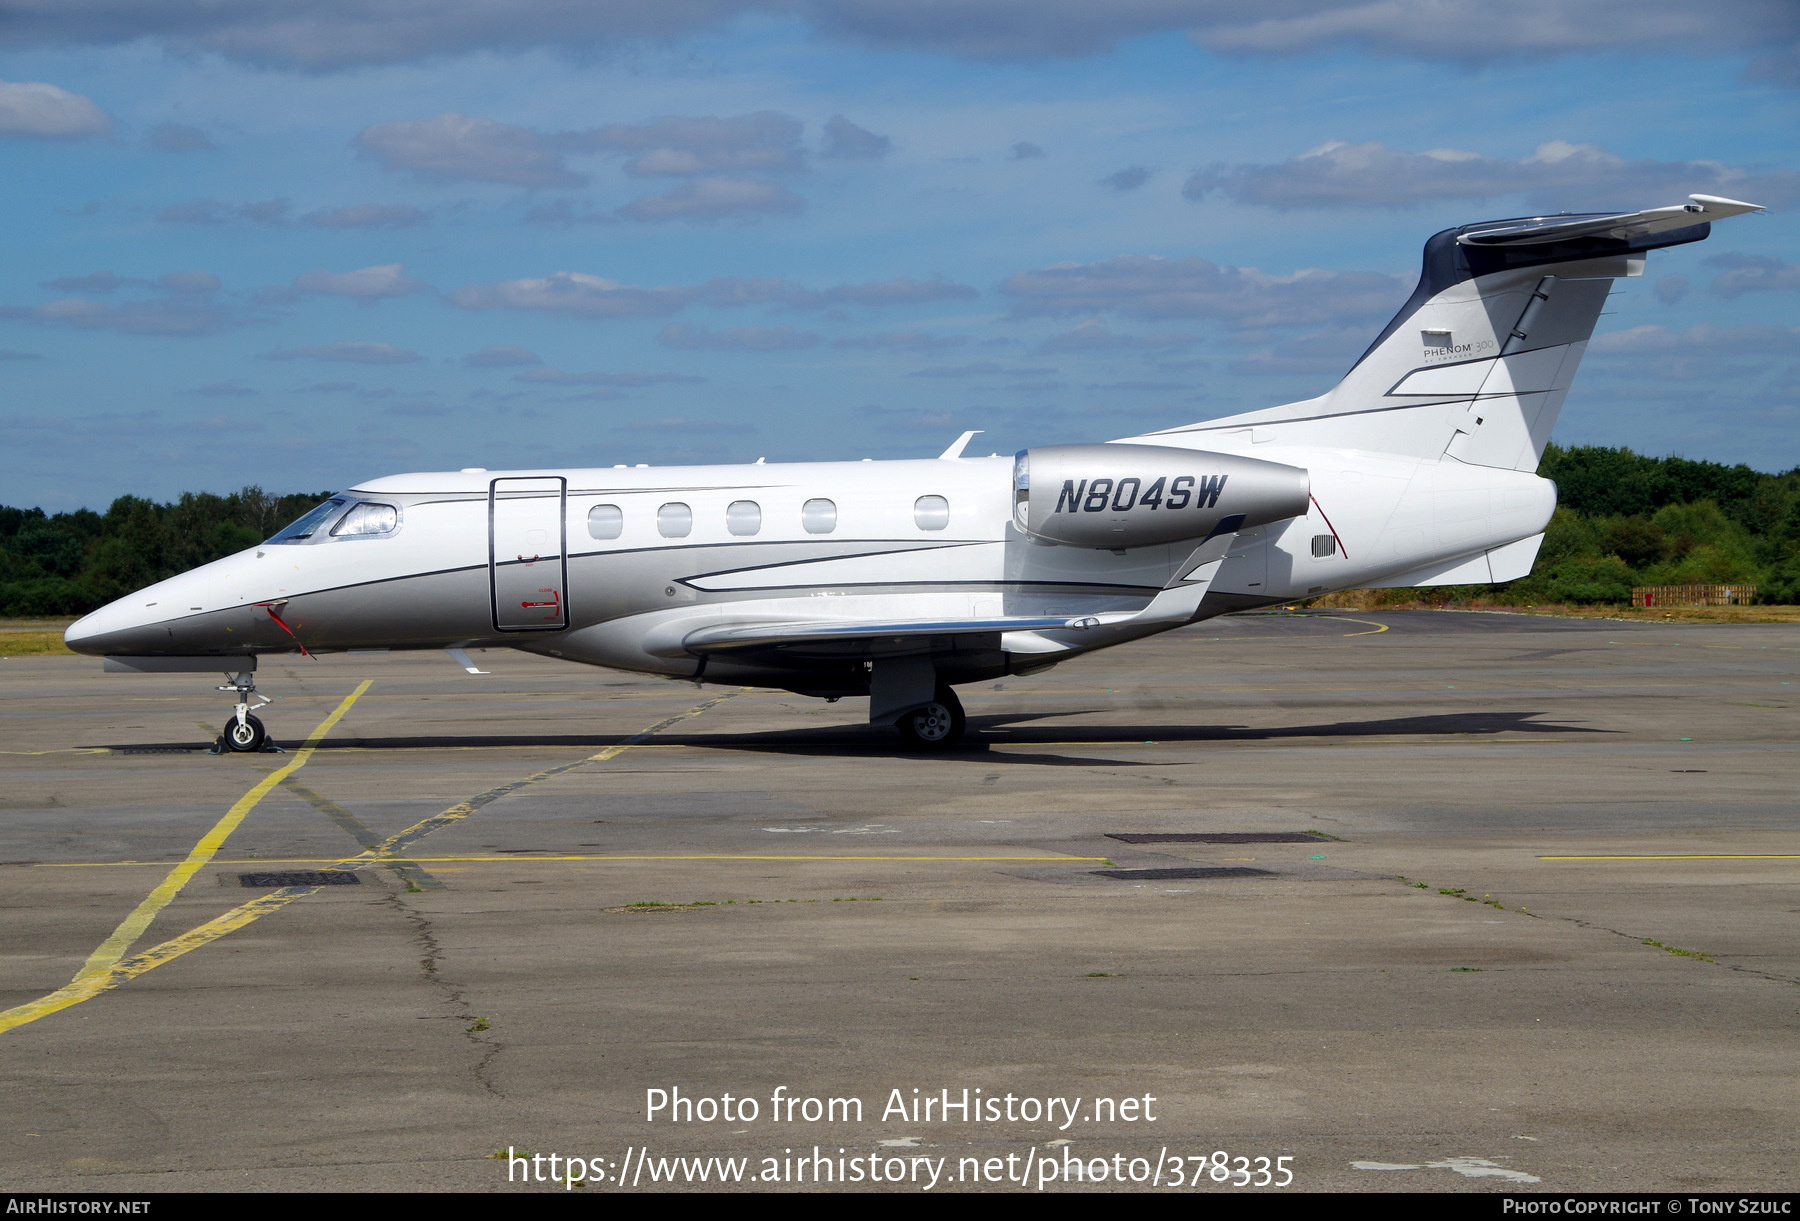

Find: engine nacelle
<box><xmin>1013</xmin><ymin>444</ymin><xmax>1310</xmax><ymax>548</ymax></box>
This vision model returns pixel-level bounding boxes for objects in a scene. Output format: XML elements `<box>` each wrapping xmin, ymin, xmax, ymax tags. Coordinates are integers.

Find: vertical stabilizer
<box><xmin>1127</xmin><ymin>195</ymin><xmax>1763</xmax><ymax>468</ymax></box>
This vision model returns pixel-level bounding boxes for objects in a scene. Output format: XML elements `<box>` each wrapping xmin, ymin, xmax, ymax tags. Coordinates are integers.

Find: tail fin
<box><xmin>1130</xmin><ymin>195</ymin><xmax>1763</xmax><ymax>469</ymax></box>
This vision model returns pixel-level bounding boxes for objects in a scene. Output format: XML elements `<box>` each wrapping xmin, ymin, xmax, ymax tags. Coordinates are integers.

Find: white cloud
<box><xmin>833</xmin><ymin>330</ymin><xmax>967</xmax><ymax>351</ymax></box>
<box><xmin>563</xmin><ymin>112</ymin><xmax>805</xmax><ymax>175</ymax></box>
<box><xmin>1036</xmin><ymin>320</ymin><xmax>1195</xmax><ymax>352</ymax></box>
<box><xmin>1102</xmin><ymin>166</ymin><xmax>1151</xmax><ymax>191</ymax></box>
<box><xmin>157</xmin><ymin>198</ymin><xmax>289</xmax><ymax>225</ymax></box>
<box><xmin>261</xmin><ymin>342</ymin><xmax>424</xmax><ymax>364</ymax></box>
<box><xmin>821</xmin><ymin>115</ymin><xmax>891</xmax><ymax>160</ymax></box>
<box><xmin>1186</xmin><ymin>140</ymin><xmax>1800</xmax><ymax>211</ymax></box>
<box><xmin>4</xmin><ymin>1</ymin><xmax>1795</xmax><ymax>73</ymax></box>
<box><xmin>448</xmin><ymin>269</ymin><xmax>978</xmax><ymax>321</ymax></box>
<box><xmin>515</xmin><ymin>367</ymin><xmax>703</xmax><ymax>386</ymax></box>
<box><xmin>801</xmin><ymin>276</ymin><xmax>977</xmax><ymax>308</ymax></box>
<box><xmin>0</xmin><ymin>270</ymin><xmax>235</xmax><ymax>336</ymax></box>
<box><xmin>39</xmin><ymin>271</ymin><xmax>136</xmax><ymax>294</ymax></box>
<box><xmin>1707</xmin><ymin>253</ymin><xmax>1800</xmax><ymax>297</ymax></box>
<box><xmin>301</xmin><ymin>204</ymin><xmax>427</xmax><ymax>229</ymax></box>
<box><xmin>357</xmin><ymin>112</ymin><xmax>583</xmax><ymax>187</ymax></box>
<box><xmin>463</xmin><ymin>345</ymin><xmax>542</xmax><ymax>368</ymax></box>
<box><xmin>904</xmin><ymin>360</ymin><xmax>1055</xmax><ymax>378</ymax></box>
<box><xmin>657</xmin><ymin>322</ymin><xmax>822</xmax><ymax>350</ymax></box>
<box><xmin>1587</xmin><ymin>323</ymin><xmax>1800</xmax><ymax>355</ymax></box>
<box><xmin>0</xmin><ymin>79</ymin><xmax>109</xmax><ymax>139</ymax></box>
<box><xmin>451</xmin><ymin>271</ymin><xmax>689</xmax><ymax>318</ymax></box>
<box><xmin>1226</xmin><ymin>327</ymin><xmax>1371</xmax><ymax>376</ymax></box>
<box><xmin>293</xmin><ymin>263</ymin><xmax>432</xmax><ymax>300</ymax></box>
<box><xmin>1000</xmin><ymin>255</ymin><xmax>1407</xmax><ymax>328</ymax></box>
<box><xmin>618</xmin><ymin>176</ymin><xmax>805</xmax><ymax>222</ymax></box>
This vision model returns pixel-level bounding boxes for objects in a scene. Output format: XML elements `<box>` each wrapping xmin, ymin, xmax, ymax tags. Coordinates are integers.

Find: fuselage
<box><xmin>64</xmin><ymin>447</ymin><xmax>1555</xmax><ymax>694</ymax></box>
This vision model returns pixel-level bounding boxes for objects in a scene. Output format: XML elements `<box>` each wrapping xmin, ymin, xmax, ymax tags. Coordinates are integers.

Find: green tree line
<box><xmin>3</xmin><ymin>444</ymin><xmax>1799</xmax><ymax>617</ymax></box>
<box><xmin>0</xmin><ymin>487</ymin><xmax>334</xmax><ymax>616</ymax></box>
<box><xmin>1516</xmin><ymin>444</ymin><xmax>1800</xmax><ymax>605</ymax></box>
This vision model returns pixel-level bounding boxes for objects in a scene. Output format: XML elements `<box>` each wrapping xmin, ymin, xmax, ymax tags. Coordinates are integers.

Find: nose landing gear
<box><xmin>216</xmin><ymin>671</ymin><xmax>275</xmax><ymax>753</ymax></box>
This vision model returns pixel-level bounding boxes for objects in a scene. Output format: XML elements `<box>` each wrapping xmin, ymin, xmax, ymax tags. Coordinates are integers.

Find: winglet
<box><xmin>938</xmin><ymin>430</ymin><xmax>982</xmax><ymax>460</ymax></box>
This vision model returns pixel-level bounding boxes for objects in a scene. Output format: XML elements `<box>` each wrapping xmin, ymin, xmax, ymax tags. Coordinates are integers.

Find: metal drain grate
<box><xmin>1106</xmin><ymin>832</ymin><xmax>1335</xmax><ymax>844</ymax></box>
<box><xmin>1091</xmin><ymin>866</ymin><xmax>1276</xmax><ymax>881</ymax></box>
<box><xmin>118</xmin><ymin>747</ymin><xmax>198</xmax><ymax>755</ymax></box>
<box><xmin>238</xmin><ymin>870</ymin><xmax>361</xmax><ymax>888</ymax></box>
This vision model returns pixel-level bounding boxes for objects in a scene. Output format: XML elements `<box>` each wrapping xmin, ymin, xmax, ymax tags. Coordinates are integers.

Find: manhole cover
<box><xmin>1092</xmin><ymin>867</ymin><xmax>1276</xmax><ymax>881</ymax></box>
<box><xmin>1106</xmin><ymin>832</ymin><xmax>1336</xmax><ymax>844</ymax></box>
<box><xmin>238</xmin><ymin>870</ymin><xmax>361</xmax><ymax>887</ymax></box>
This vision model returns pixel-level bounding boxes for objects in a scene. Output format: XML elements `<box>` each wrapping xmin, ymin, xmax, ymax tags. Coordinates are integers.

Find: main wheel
<box><xmin>895</xmin><ymin>686</ymin><xmax>966</xmax><ymax>750</ymax></box>
<box><xmin>224</xmin><ymin>713</ymin><xmax>267</xmax><ymax>753</ymax></box>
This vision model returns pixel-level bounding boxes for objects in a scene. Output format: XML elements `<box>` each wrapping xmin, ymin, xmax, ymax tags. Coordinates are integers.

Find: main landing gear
<box><xmin>895</xmin><ymin>685</ymin><xmax>966</xmax><ymax>750</ymax></box>
<box><xmin>217</xmin><ymin>671</ymin><xmax>274</xmax><ymax>753</ymax></box>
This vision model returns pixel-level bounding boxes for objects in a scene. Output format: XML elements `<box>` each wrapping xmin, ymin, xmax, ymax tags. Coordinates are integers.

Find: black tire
<box><xmin>224</xmin><ymin>713</ymin><xmax>266</xmax><ymax>753</ymax></box>
<box><xmin>895</xmin><ymin>686</ymin><xmax>966</xmax><ymax>749</ymax></box>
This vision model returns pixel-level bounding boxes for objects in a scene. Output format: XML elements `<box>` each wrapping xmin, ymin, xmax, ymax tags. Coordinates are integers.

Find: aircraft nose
<box><xmin>63</xmin><ymin>567</ymin><xmax>211</xmax><ymax>655</ymax></box>
<box><xmin>63</xmin><ymin>612</ymin><xmax>103</xmax><ymax>654</ymax></box>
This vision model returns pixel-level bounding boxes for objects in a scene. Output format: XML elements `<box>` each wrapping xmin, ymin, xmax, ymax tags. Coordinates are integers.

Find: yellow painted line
<box><xmin>1331</xmin><ymin>616</ymin><xmax>1391</xmax><ymax>636</ymax></box>
<box><xmin>40</xmin><ymin>855</ymin><xmax>1106</xmax><ymax>866</ymax></box>
<box><xmin>20</xmin><ymin>887</ymin><xmax>324</xmax><ymax>1007</ymax></box>
<box><xmin>0</xmin><ymin>681</ymin><xmax>373</xmax><ymax>1036</ymax></box>
<box><xmin>345</xmin><ymin>694</ymin><xmax>738</xmax><ymax>862</ymax></box>
<box><xmin>0</xmin><ymin>690</ymin><xmax>729</xmax><ymax>1036</ymax></box>
<box><xmin>1538</xmin><ymin>854</ymin><xmax>1800</xmax><ymax>861</ymax></box>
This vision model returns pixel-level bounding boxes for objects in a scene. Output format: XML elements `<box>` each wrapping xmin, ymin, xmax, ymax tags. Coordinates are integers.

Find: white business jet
<box><xmin>66</xmin><ymin>196</ymin><xmax>1763</xmax><ymax>750</ymax></box>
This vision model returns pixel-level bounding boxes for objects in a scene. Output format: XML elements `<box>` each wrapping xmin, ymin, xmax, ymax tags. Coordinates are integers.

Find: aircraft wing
<box><xmin>1457</xmin><ymin>194</ymin><xmax>1762</xmax><ymax>248</ymax></box>
<box><xmin>667</xmin><ymin>534</ymin><xmax>1239</xmax><ymax>661</ymax></box>
<box><xmin>680</xmin><ymin>615</ymin><xmax>1099</xmax><ymax>655</ymax></box>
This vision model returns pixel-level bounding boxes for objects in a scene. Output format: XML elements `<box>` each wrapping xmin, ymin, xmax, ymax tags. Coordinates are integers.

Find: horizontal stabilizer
<box><xmin>1459</xmin><ymin>195</ymin><xmax>1762</xmax><ymax>248</ymax></box>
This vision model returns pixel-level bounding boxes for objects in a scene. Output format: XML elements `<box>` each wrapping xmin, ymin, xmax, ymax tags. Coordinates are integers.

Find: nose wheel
<box><xmin>895</xmin><ymin>686</ymin><xmax>966</xmax><ymax>750</ymax></box>
<box><xmin>217</xmin><ymin>671</ymin><xmax>276</xmax><ymax>753</ymax></box>
<box><xmin>224</xmin><ymin>714</ymin><xmax>267</xmax><ymax>753</ymax></box>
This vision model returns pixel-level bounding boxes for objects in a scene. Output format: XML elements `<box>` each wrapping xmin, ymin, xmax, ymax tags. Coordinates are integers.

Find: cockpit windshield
<box><xmin>266</xmin><ymin>498</ymin><xmax>347</xmax><ymax>543</ymax></box>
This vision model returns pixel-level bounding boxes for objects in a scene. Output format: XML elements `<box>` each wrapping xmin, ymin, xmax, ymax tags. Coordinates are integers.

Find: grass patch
<box><xmin>467</xmin><ymin>1017</ymin><xmax>490</xmax><ymax>1032</ymax></box>
<box><xmin>1643</xmin><ymin>938</ymin><xmax>1714</xmax><ymax>961</ymax></box>
<box><xmin>0</xmin><ymin>630</ymin><xmax>76</xmax><ymax>657</ymax></box>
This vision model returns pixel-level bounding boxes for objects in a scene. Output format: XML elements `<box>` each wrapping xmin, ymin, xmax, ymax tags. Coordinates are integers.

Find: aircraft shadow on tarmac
<box><xmin>104</xmin><ymin>708</ymin><xmax>1608</xmax><ymax>767</ymax></box>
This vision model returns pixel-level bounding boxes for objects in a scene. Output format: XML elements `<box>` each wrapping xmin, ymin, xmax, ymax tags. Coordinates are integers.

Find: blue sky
<box><xmin>3</xmin><ymin>2</ymin><xmax>1798</xmax><ymax>510</ymax></box>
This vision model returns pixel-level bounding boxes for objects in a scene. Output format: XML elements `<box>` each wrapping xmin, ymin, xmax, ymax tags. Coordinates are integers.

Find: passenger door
<box><xmin>489</xmin><ymin>477</ymin><xmax>568</xmax><ymax>632</ymax></box>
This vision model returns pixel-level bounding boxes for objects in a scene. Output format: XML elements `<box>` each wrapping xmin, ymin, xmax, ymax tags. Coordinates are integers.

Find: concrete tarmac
<box><xmin>0</xmin><ymin>610</ymin><xmax>1795</xmax><ymax>1193</ymax></box>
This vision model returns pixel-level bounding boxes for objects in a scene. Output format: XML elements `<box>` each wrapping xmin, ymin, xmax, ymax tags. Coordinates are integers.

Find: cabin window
<box><xmin>1311</xmin><ymin>534</ymin><xmax>1338</xmax><ymax>558</ymax></box>
<box><xmin>587</xmin><ymin>504</ymin><xmax>623</xmax><ymax>540</ymax></box>
<box><xmin>330</xmin><ymin>502</ymin><xmax>399</xmax><ymax>538</ymax></box>
<box><xmin>266</xmin><ymin>498</ymin><xmax>346</xmax><ymax>543</ymax></box>
<box><xmin>802</xmin><ymin>498</ymin><xmax>837</xmax><ymax>534</ymax></box>
<box><xmin>914</xmin><ymin>495</ymin><xmax>949</xmax><ymax>531</ymax></box>
<box><xmin>658</xmin><ymin>502</ymin><xmax>693</xmax><ymax>538</ymax></box>
<box><xmin>727</xmin><ymin>500</ymin><xmax>761</xmax><ymax>536</ymax></box>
